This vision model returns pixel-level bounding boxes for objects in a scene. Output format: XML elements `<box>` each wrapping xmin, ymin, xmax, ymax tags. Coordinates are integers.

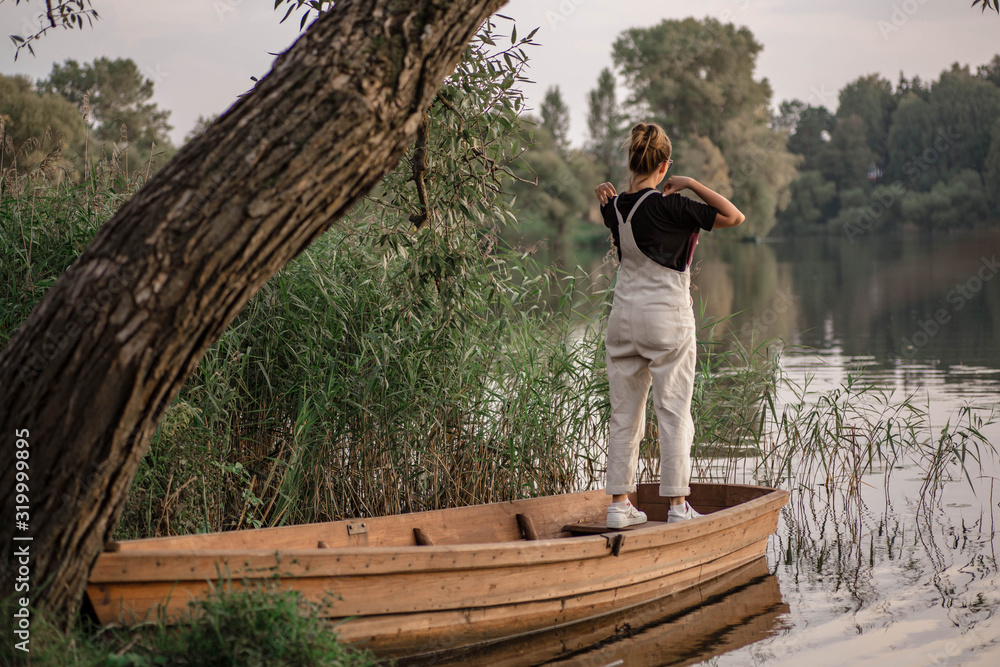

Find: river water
<box><xmin>555</xmin><ymin>228</ymin><xmax>1000</xmax><ymax>665</ymax></box>
<box><xmin>697</xmin><ymin>229</ymin><xmax>999</xmax><ymax>666</ymax></box>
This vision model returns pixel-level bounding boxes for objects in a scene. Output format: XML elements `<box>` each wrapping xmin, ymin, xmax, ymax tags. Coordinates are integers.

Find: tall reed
<box><xmin>113</xmin><ymin>215</ymin><xmax>610</xmax><ymax>537</ymax></box>
<box><xmin>0</xmin><ymin>135</ymin><xmax>150</xmax><ymax>345</ymax></box>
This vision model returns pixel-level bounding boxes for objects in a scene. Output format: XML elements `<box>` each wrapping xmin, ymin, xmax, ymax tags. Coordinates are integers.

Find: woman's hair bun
<box><xmin>624</xmin><ymin>122</ymin><xmax>672</xmax><ymax>177</ymax></box>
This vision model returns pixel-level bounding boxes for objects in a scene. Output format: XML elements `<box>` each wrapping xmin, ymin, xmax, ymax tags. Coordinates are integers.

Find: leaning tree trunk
<box><xmin>0</xmin><ymin>0</ymin><xmax>506</xmax><ymax>629</ymax></box>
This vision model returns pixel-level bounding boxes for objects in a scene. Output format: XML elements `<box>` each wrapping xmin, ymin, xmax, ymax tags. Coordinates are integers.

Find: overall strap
<box><xmin>613</xmin><ymin>189</ymin><xmax>659</xmax><ymax>227</ymax></box>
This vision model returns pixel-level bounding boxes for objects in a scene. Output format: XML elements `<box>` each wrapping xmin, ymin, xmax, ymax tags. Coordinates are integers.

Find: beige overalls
<box><xmin>606</xmin><ymin>190</ymin><xmax>697</xmax><ymax>498</ymax></box>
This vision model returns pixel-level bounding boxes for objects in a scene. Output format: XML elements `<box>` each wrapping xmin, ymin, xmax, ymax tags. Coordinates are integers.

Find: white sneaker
<box><xmin>667</xmin><ymin>501</ymin><xmax>703</xmax><ymax>523</ymax></box>
<box><xmin>606</xmin><ymin>500</ymin><xmax>647</xmax><ymax>529</ymax></box>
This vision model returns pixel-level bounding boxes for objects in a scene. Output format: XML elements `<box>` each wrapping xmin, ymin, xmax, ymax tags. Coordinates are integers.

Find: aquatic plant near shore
<box><xmin>678</xmin><ymin>323</ymin><xmax>997</xmax><ymax>619</ymax></box>
<box><xmin>680</xmin><ymin>321</ymin><xmax>996</xmax><ymax>502</ymax></box>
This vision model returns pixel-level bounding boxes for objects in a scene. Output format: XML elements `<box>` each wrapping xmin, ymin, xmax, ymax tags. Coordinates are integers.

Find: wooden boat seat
<box><xmin>562</xmin><ymin>520</ymin><xmax>669</xmax><ymax>535</ymax></box>
<box><xmin>516</xmin><ymin>513</ymin><xmax>539</xmax><ymax>540</ymax></box>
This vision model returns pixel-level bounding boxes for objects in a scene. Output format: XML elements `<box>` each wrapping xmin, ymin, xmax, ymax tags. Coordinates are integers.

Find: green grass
<box><xmin>1</xmin><ymin>584</ymin><xmax>378</xmax><ymax>667</ymax></box>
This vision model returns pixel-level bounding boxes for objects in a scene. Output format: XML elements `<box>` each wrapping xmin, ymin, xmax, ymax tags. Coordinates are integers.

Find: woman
<box><xmin>595</xmin><ymin>122</ymin><xmax>745</xmax><ymax>527</ymax></box>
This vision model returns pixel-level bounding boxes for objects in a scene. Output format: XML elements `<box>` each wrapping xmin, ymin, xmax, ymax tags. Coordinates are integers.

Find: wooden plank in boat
<box><xmin>252</xmin><ymin>515</ymin><xmax>777</xmax><ymax>616</ymax></box>
<box><xmin>516</xmin><ymin>514</ymin><xmax>539</xmax><ymax>541</ymax></box>
<box><xmin>561</xmin><ymin>520</ymin><xmax>668</xmax><ymax>534</ymax></box>
<box><xmin>337</xmin><ymin>540</ymin><xmax>771</xmax><ymax>654</ymax></box>
<box><xmin>88</xmin><ymin>538</ymin><xmax>767</xmax><ymax>651</ymax></box>
<box><xmin>106</xmin><ymin>484</ymin><xmax>773</xmax><ymax>554</ymax></box>
<box><xmin>113</xmin><ymin>488</ymin><xmax>612</xmax><ymax>552</ymax></box>
<box><xmin>89</xmin><ymin>503</ymin><xmax>778</xmax><ymax>585</ymax></box>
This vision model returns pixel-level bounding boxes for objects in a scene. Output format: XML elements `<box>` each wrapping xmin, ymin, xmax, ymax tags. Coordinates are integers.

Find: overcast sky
<box><xmin>1</xmin><ymin>0</ymin><xmax>998</xmax><ymax>147</ymax></box>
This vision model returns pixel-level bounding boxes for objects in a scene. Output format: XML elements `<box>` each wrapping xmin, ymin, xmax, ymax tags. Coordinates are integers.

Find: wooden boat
<box><xmin>86</xmin><ymin>482</ymin><xmax>788</xmax><ymax>658</ymax></box>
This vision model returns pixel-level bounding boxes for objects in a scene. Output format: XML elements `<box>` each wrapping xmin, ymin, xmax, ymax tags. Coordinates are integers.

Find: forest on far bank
<box><xmin>3</xmin><ymin>16</ymin><xmax>1000</xmax><ymax>270</ymax></box>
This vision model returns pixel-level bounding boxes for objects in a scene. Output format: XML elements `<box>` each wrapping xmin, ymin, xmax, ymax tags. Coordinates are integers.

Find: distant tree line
<box><xmin>778</xmin><ymin>57</ymin><xmax>1000</xmax><ymax>236</ymax></box>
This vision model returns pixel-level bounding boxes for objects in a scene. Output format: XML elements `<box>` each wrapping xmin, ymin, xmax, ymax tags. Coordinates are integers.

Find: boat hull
<box><xmin>86</xmin><ymin>482</ymin><xmax>788</xmax><ymax>656</ymax></box>
<box><xmin>409</xmin><ymin>556</ymin><xmax>788</xmax><ymax>666</ymax></box>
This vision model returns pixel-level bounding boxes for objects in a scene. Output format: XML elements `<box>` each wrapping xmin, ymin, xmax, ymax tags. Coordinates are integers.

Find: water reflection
<box><xmin>398</xmin><ymin>558</ymin><xmax>787</xmax><ymax>667</ymax></box>
<box><xmin>692</xmin><ymin>241</ymin><xmax>801</xmax><ymax>349</ymax></box>
<box><xmin>544</xmin><ymin>559</ymin><xmax>786</xmax><ymax>667</ymax></box>
<box><xmin>739</xmin><ymin>475</ymin><xmax>1000</xmax><ymax>667</ymax></box>
<box><xmin>690</xmin><ymin>229</ymin><xmax>1000</xmax><ymax>368</ymax></box>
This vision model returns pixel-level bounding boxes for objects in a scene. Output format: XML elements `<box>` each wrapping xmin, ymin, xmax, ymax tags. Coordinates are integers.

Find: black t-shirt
<box><xmin>600</xmin><ymin>188</ymin><xmax>718</xmax><ymax>272</ymax></box>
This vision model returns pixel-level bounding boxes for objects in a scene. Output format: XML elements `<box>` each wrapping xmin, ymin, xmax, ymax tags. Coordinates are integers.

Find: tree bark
<box><xmin>0</xmin><ymin>0</ymin><xmax>506</xmax><ymax>628</ymax></box>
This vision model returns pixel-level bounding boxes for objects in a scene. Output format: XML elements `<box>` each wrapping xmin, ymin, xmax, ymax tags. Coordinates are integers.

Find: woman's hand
<box><xmin>664</xmin><ymin>175</ymin><xmax>746</xmax><ymax>227</ymax></box>
<box><xmin>595</xmin><ymin>182</ymin><xmax>617</xmax><ymax>205</ymax></box>
<box><xmin>662</xmin><ymin>176</ymin><xmax>695</xmax><ymax>196</ymax></box>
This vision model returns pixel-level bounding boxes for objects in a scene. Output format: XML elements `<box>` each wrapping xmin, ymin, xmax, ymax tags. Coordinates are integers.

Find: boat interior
<box><xmin>108</xmin><ymin>483</ymin><xmax>771</xmax><ymax>553</ymax></box>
